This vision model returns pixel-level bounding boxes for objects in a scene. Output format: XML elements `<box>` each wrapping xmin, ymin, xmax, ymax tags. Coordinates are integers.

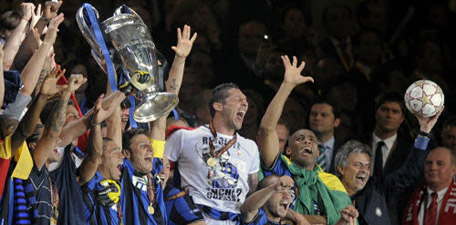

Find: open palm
<box><xmin>171</xmin><ymin>25</ymin><xmax>197</xmax><ymax>58</ymax></box>
<box><xmin>281</xmin><ymin>55</ymin><xmax>314</xmax><ymax>86</ymax></box>
<box><xmin>40</xmin><ymin>66</ymin><xmax>67</xmax><ymax>97</ymax></box>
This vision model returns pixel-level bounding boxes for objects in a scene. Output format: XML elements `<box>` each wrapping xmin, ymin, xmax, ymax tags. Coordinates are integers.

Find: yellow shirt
<box><xmin>0</xmin><ymin>135</ymin><xmax>33</xmax><ymax>179</ymax></box>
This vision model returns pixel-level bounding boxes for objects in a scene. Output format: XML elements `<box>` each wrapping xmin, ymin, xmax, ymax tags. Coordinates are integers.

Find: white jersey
<box><xmin>165</xmin><ymin>125</ymin><xmax>260</xmax><ymax>215</ymax></box>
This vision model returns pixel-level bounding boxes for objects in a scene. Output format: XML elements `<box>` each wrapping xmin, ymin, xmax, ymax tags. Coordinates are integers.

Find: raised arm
<box><xmin>59</xmin><ymin>91</ymin><xmax>125</xmax><ymax>147</ymax></box>
<box><xmin>2</xmin><ymin>3</ymin><xmax>34</xmax><ymax>69</ymax></box>
<box><xmin>385</xmin><ymin>108</ymin><xmax>443</xmax><ymax>194</ymax></box>
<box><xmin>241</xmin><ymin>176</ymin><xmax>294</xmax><ymax>223</ymax></box>
<box><xmin>167</xmin><ymin>24</ymin><xmax>197</xmax><ymax>94</ymax></box>
<box><xmin>33</xmin><ymin>70</ymin><xmax>85</xmax><ymax>170</ymax></box>
<box><xmin>33</xmin><ymin>1</ymin><xmax>62</xmax><ymax>34</ymax></box>
<box><xmin>149</xmin><ymin>25</ymin><xmax>196</xmax><ymax>140</ymax></box>
<box><xmin>18</xmin><ymin>13</ymin><xmax>64</xmax><ymax>97</ymax></box>
<box><xmin>78</xmin><ymin>94</ymin><xmax>116</xmax><ymax>185</ymax></box>
<box><xmin>9</xmin><ymin>65</ymin><xmax>65</xmax><ymax>155</ymax></box>
<box><xmin>259</xmin><ymin>56</ymin><xmax>314</xmax><ymax>167</ymax></box>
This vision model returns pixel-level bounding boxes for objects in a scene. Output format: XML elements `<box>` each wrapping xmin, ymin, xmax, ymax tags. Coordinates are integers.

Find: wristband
<box><xmin>416</xmin><ymin>130</ymin><xmax>431</xmax><ymax>137</ymax></box>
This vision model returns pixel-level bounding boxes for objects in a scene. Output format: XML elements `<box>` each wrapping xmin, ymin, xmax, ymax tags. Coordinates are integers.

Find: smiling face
<box><xmin>287</xmin><ymin>129</ymin><xmax>319</xmax><ymax>170</ymax></box>
<box><xmin>99</xmin><ymin>140</ymin><xmax>124</xmax><ymax>181</ymax></box>
<box><xmin>124</xmin><ymin>134</ymin><xmax>154</xmax><ymax>173</ymax></box>
<box><xmin>424</xmin><ymin>147</ymin><xmax>456</xmax><ymax>192</ymax></box>
<box><xmin>215</xmin><ymin>88</ymin><xmax>249</xmax><ymax>131</ymax></box>
<box><xmin>338</xmin><ymin>152</ymin><xmax>371</xmax><ymax>196</ymax></box>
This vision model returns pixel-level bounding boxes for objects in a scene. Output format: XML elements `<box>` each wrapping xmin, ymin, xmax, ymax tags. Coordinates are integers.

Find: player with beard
<box><xmin>258</xmin><ymin>55</ymin><xmax>358</xmax><ymax>225</ymax></box>
<box><xmin>165</xmin><ymin>83</ymin><xmax>260</xmax><ymax>224</ymax></box>
<box><xmin>241</xmin><ymin>175</ymin><xmax>294</xmax><ymax>225</ymax></box>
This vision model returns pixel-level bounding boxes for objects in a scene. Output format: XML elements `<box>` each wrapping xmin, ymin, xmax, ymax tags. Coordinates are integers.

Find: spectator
<box><xmin>402</xmin><ymin>146</ymin><xmax>456</xmax><ymax>225</ymax></box>
<box><xmin>440</xmin><ymin>116</ymin><xmax>456</xmax><ymax>151</ymax></box>
<box><xmin>308</xmin><ymin>99</ymin><xmax>342</xmax><ymax>173</ymax></box>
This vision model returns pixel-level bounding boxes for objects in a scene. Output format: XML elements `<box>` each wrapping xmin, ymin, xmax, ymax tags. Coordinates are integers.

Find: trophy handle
<box><xmin>76</xmin><ymin>3</ymin><xmax>118</xmax><ymax>92</ymax></box>
<box><xmin>113</xmin><ymin>5</ymin><xmax>145</xmax><ymax>25</ymax></box>
<box><xmin>76</xmin><ymin>4</ymin><xmax>101</xmax><ymax>55</ymax></box>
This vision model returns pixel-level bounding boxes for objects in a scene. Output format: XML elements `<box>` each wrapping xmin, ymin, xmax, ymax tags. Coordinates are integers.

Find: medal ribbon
<box><xmin>208</xmin><ymin>121</ymin><xmax>237</xmax><ymax>159</ymax></box>
<box><xmin>146</xmin><ymin>174</ymin><xmax>155</xmax><ymax>212</ymax></box>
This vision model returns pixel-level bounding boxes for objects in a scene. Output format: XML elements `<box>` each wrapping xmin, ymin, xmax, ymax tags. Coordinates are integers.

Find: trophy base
<box><xmin>133</xmin><ymin>92</ymin><xmax>179</xmax><ymax>123</ymax></box>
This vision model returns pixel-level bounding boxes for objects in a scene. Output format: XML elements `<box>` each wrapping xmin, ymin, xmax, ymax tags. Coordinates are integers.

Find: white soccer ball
<box><xmin>404</xmin><ymin>80</ymin><xmax>444</xmax><ymax>117</ymax></box>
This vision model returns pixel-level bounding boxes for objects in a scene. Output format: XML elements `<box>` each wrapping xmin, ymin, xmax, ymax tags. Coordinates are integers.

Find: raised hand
<box><xmin>171</xmin><ymin>24</ymin><xmax>197</xmax><ymax>58</ymax></box>
<box><xmin>91</xmin><ymin>94</ymin><xmax>117</xmax><ymax>125</ymax></box>
<box><xmin>20</xmin><ymin>3</ymin><xmax>35</xmax><ymax>22</ymax></box>
<box><xmin>30</xmin><ymin>4</ymin><xmax>43</xmax><ymax>29</ymax></box>
<box><xmin>43</xmin><ymin>0</ymin><xmax>62</xmax><ymax>21</ymax></box>
<box><xmin>281</xmin><ymin>55</ymin><xmax>314</xmax><ymax>87</ymax></box>
<box><xmin>40</xmin><ymin>65</ymin><xmax>67</xmax><ymax>97</ymax></box>
<box><xmin>416</xmin><ymin>106</ymin><xmax>444</xmax><ymax>133</ymax></box>
<box><xmin>68</xmin><ymin>74</ymin><xmax>87</xmax><ymax>93</ymax></box>
<box><xmin>275</xmin><ymin>175</ymin><xmax>294</xmax><ymax>191</ymax></box>
<box><xmin>43</xmin><ymin>13</ymin><xmax>64</xmax><ymax>45</ymax></box>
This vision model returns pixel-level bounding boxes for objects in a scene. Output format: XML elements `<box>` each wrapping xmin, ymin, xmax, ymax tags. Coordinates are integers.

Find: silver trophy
<box><xmin>76</xmin><ymin>4</ymin><xmax>178</xmax><ymax>122</ymax></box>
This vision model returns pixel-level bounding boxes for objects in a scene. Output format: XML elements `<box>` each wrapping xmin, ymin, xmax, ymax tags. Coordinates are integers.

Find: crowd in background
<box><xmin>1</xmin><ymin>0</ymin><xmax>456</xmax><ymax>225</ymax></box>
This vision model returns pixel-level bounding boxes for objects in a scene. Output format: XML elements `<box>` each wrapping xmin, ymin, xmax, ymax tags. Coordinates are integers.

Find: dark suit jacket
<box><xmin>358</xmin><ymin>133</ymin><xmax>413</xmax><ymax>177</ymax></box>
<box><xmin>358</xmin><ymin>133</ymin><xmax>414</xmax><ymax>225</ymax></box>
<box><xmin>352</xmin><ymin>143</ymin><xmax>428</xmax><ymax>225</ymax></box>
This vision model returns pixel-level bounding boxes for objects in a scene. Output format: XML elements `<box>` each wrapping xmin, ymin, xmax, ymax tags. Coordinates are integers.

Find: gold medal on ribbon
<box><xmin>207</xmin><ymin>157</ymin><xmax>217</xmax><ymax>167</ymax></box>
<box><xmin>148</xmin><ymin>205</ymin><xmax>155</xmax><ymax>214</ymax></box>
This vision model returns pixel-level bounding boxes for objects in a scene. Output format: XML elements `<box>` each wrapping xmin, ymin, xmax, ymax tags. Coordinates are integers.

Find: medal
<box><xmin>207</xmin><ymin>157</ymin><xmax>217</xmax><ymax>167</ymax></box>
<box><xmin>148</xmin><ymin>205</ymin><xmax>155</xmax><ymax>214</ymax></box>
<box><xmin>207</xmin><ymin>121</ymin><xmax>237</xmax><ymax>168</ymax></box>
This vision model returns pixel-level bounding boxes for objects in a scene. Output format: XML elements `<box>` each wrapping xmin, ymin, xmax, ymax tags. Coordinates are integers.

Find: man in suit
<box><xmin>403</xmin><ymin>146</ymin><xmax>456</xmax><ymax>225</ymax></box>
<box><xmin>308</xmin><ymin>100</ymin><xmax>343</xmax><ymax>173</ymax></box>
<box><xmin>359</xmin><ymin>91</ymin><xmax>414</xmax><ymax>225</ymax></box>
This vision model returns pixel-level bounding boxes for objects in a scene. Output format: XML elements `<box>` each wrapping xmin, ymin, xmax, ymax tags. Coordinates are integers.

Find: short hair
<box><xmin>334</xmin><ymin>140</ymin><xmax>372</xmax><ymax>177</ymax></box>
<box><xmin>0</xmin><ymin>10</ymin><xmax>22</xmax><ymax>34</ymax></box>
<box><xmin>258</xmin><ymin>174</ymin><xmax>280</xmax><ymax>190</ymax></box>
<box><xmin>122</xmin><ymin>128</ymin><xmax>148</xmax><ymax>151</ymax></box>
<box><xmin>310</xmin><ymin>98</ymin><xmax>341</xmax><ymax>118</ymax></box>
<box><xmin>428</xmin><ymin>147</ymin><xmax>456</xmax><ymax>166</ymax></box>
<box><xmin>375</xmin><ymin>91</ymin><xmax>405</xmax><ymax>115</ymax></box>
<box><xmin>40</xmin><ymin>99</ymin><xmax>76</xmax><ymax>124</ymax></box>
<box><xmin>0</xmin><ymin>114</ymin><xmax>19</xmax><ymax>137</ymax></box>
<box><xmin>208</xmin><ymin>83</ymin><xmax>240</xmax><ymax>117</ymax></box>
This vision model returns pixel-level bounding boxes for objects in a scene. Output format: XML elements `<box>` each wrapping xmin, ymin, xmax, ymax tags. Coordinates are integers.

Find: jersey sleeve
<box><xmin>165</xmin><ymin>130</ymin><xmax>184</xmax><ymax>162</ymax></box>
